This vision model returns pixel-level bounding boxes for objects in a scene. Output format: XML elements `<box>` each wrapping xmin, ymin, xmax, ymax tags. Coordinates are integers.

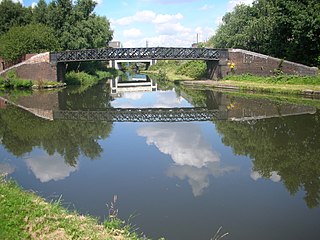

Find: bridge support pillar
<box><xmin>206</xmin><ymin>61</ymin><xmax>218</xmax><ymax>79</ymax></box>
<box><xmin>56</xmin><ymin>62</ymin><xmax>66</xmax><ymax>82</ymax></box>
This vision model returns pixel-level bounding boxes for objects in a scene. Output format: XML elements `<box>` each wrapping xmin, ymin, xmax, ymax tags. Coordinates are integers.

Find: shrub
<box><xmin>176</xmin><ymin>60</ymin><xmax>207</xmax><ymax>79</ymax></box>
<box><xmin>65</xmin><ymin>71</ymin><xmax>97</xmax><ymax>86</ymax></box>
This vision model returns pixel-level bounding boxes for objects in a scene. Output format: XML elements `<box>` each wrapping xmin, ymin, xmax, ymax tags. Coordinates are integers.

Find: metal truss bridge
<box><xmin>50</xmin><ymin>47</ymin><xmax>226</xmax><ymax>63</ymax></box>
<box><xmin>53</xmin><ymin>108</ymin><xmax>227</xmax><ymax>122</ymax></box>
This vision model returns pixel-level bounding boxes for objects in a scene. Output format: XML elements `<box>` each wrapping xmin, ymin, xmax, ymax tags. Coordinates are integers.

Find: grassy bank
<box><xmin>0</xmin><ymin>70</ymin><xmax>65</xmax><ymax>90</ymax></box>
<box><xmin>220</xmin><ymin>74</ymin><xmax>320</xmax><ymax>94</ymax></box>
<box><xmin>0</xmin><ymin>176</ymin><xmax>147</xmax><ymax>240</ymax></box>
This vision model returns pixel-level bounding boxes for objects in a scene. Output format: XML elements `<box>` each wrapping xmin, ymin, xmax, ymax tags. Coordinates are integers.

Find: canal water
<box><xmin>1</xmin><ymin>77</ymin><xmax>320</xmax><ymax>240</ymax></box>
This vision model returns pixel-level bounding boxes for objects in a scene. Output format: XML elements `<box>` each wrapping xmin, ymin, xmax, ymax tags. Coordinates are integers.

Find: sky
<box><xmin>17</xmin><ymin>0</ymin><xmax>253</xmax><ymax>47</ymax></box>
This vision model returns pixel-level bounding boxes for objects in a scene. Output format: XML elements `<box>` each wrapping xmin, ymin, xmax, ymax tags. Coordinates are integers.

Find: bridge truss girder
<box><xmin>50</xmin><ymin>47</ymin><xmax>222</xmax><ymax>63</ymax></box>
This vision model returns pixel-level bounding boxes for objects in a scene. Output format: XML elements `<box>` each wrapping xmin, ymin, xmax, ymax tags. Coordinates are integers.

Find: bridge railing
<box><xmin>50</xmin><ymin>47</ymin><xmax>227</xmax><ymax>63</ymax></box>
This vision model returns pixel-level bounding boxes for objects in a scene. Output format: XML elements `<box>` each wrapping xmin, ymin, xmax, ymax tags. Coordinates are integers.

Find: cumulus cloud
<box><xmin>137</xmin><ymin>123</ymin><xmax>238</xmax><ymax>196</ymax></box>
<box><xmin>123</xmin><ymin>28</ymin><xmax>143</xmax><ymax>38</ymax></box>
<box><xmin>25</xmin><ymin>154</ymin><xmax>78</xmax><ymax>182</ymax></box>
<box><xmin>112</xmin><ymin>10</ymin><xmax>183</xmax><ymax>26</ymax></box>
<box><xmin>228</xmin><ymin>0</ymin><xmax>253</xmax><ymax>10</ymax></box>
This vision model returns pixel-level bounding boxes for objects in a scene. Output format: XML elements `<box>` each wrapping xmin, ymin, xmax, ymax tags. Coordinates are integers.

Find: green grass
<box><xmin>224</xmin><ymin>74</ymin><xmax>320</xmax><ymax>85</ymax></box>
<box><xmin>0</xmin><ymin>176</ymin><xmax>149</xmax><ymax>240</ymax></box>
<box><xmin>219</xmin><ymin>74</ymin><xmax>320</xmax><ymax>94</ymax></box>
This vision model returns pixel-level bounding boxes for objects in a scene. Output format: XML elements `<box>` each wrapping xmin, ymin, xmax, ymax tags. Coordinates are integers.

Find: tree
<box><xmin>32</xmin><ymin>0</ymin><xmax>48</xmax><ymax>24</ymax></box>
<box><xmin>0</xmin><ymin>24</ymin><xmax>59</xmax><ymax>62</ymax></box>
<box><xmin>0</xmin><ymin>0</ymin><xmax>32</xmax><ymax>35</ymax></box>
<box><xmin>208</xmin><ymin>0</ymin><xmax>320</xmax><ymax>66</ymax></box>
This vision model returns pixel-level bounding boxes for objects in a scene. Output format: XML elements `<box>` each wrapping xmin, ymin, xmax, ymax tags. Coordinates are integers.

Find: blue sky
<box><xmin>18</xmin><ymin>0</ymin><xmax>253</xmax><ymax>47</ymax></box>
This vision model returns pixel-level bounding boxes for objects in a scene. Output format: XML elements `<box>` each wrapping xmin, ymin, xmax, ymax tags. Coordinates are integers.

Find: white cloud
<box><xmin>112</xmin><ymin>10</ymin><xmax>183</xmax><ymax>26</ymax></box>
<box><xmin>156</xmin><ymin>22</ymin><xmax>191</xmax><ymax>35</ymax></box>
<box><xmin>199</xmin><ymin>4</ymin><xmax>213</xmax><ymax>11</ymax></box>
<box><xmin>152</xmin><ymin>13</ymin><xmax>183</xmax><ymax>24</ymax></box>
<box><xmin>112</xmin><ymin>10</ymin><xmax>157</xmax><ymax>26</ymax></box>
<box><xmin>228</xmin><ymin>0</ymin><xmax>253</xmax><ymax>10</ymax></box>
<box><xmin>123</xmin><ymin>28</ymin><xmax>143</xmax><ymax>38</ymax></box>
<box><xmin>31</xmin><ymin>2</ymin><xmax>37</xmax><ymax>8</ymax></box>
<box><xmin>25</xmin><ymin>154</ymin><xmax>78</xmax><ymax>182</ymax></box>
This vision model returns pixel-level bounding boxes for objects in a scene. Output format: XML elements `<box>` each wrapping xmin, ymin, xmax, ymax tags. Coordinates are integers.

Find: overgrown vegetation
<box><xmin>0</xmin><ymin>176</ymin><xmax>147</xmax><ymax>239</ymax></box>
<box><xmin>210</xmin><ymin>74</ymin><xmax>320</xmax><ymax>95</ymax></box>
<box><xmin>65</xmin><ymin>62</ymin><xmax>122</xmax><ymax>87</ymax></box>
<box><xmin>207</xmin><ymin>0</ymin><xmax>320</xmax><ymax>66</ymax></box>
<box><xmin>0</xmin><ymin>70</ymin><xmax>64</xmax><ymax>89</ymax></box>
<box><xmin>0</xmin><ymin>0</ymin><xmax>113</xmax><ymax>62</ymax></box>
<box><xmin>0</xmin><ymin>70</ymin><xmax>32</xmax><ymax>89</ymax></box>
<box><xmin>147</xmin><ymin>60</ymin><xmax>207</xmax><ymax>80</ymax></box>
<box><xmin>0</xmin><ymin>24</ymin><xmax>58</xmax><ymax>62</ymax></box>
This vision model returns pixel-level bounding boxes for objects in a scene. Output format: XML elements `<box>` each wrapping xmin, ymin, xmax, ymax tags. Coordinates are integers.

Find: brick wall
<box><xmin>0</xmin><ymin>52</ymin><xmax>58</xmax><ymax>82</ymax></box>
<box><xmin>14</xmin><ymin>62</ymin><xmax>57</xmax><ymax>82</ymax></box>
<box><xmin>225</xmin><ymin>49</ymin><xmax>318</xmax><ymax>77</ymax></box>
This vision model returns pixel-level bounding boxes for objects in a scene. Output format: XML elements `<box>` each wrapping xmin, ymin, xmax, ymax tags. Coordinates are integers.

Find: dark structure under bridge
<box><xmin>53</xmin><ymin>108</ymin><xmax>228</xmax><ymax>122</ymax></box>
<box><xmin>49</xmin><ymin>47</ymin><xmax>229</xmax><ymax>81</ymax></box>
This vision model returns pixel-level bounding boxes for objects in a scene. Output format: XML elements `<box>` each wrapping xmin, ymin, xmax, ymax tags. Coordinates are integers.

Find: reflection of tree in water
<box><xmin>58</xmin><ymin>82</ymin><xmax>112</xmax><ymax>110</ymax></box>
<box><xmin>214</xmin><ymin>111</ymin><xmax>320</xmax><ymax>208</ymax></box>
<box><xmin>0</xmin><ymin>106</ymin><xmax>113</xmax><ymax>166</ymax></box>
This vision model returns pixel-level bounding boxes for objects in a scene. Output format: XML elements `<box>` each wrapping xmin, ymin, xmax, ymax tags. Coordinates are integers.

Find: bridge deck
<box><xmin>50</xmin><ymin>47</ymin><xmax>227</xmax><ymax>63</ymax></box>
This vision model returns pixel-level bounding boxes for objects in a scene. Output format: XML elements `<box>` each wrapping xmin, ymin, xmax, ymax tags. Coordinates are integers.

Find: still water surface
<box><xmin>1</xmin><ymin>78</ymin><xmax>320</xmax><ymax>240</ymax></box>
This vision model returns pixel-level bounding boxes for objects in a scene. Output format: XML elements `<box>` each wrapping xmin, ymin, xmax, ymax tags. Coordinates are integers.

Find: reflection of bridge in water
<box><xmin>110</xmin><ymin>75</ymin><xmax>157</xmax><ymax>97</ymax></box>
<box><xmin>1</xmin><ymin>91</ymin><xmax>317</xmax><ymax>123</ymax></box>
<box><xmin>53</xmin><ymin>108</ymin><xmax>226</xmax><ymax>122</ymax></box>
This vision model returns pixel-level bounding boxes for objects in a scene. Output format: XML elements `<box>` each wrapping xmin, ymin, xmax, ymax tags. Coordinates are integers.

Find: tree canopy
<box><xmin>0</xmin><ymin>0</ymin><xmax>113</xmax><ymax>61</ymax></box>
<box><xmin>208</xmin><ymin>0</ymin><xmax>320</xmax><ymax>66</ymax></box>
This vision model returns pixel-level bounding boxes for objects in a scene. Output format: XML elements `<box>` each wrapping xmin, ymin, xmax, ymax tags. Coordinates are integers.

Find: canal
<box><xmin>1</xmin><ymin>75</ymin><xmax>320</xmax><ymax>240</ymax></box>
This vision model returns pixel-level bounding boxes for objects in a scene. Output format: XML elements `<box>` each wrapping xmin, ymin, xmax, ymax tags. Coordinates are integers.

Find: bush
<box><xmin>65</xmin><ymin>71</ymin><xmax>97</xmax><ymax>86</ymax></box>
<box><xmin>176</xmin><ymin>60</ymin><xmax>207</xmax><ymax>79</ymax></box>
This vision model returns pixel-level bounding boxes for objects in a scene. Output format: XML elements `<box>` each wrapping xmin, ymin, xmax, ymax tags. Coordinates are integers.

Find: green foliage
<box><xmin>214</xmin><ymin>110</ymin><xmax>320</xmax><ymax>208</ymax></box>
<box><xmin>0</xmin><ymin>0</ymin><xmax>32</xmax><ymax>35</ymax></box>
<box><xmin>176</xmin><ymin>60</ymin><xmax>207</xmax><ymax>79</ymax></box>
<box><xmin>66</xmin><ymin>71</ymin><xmax>98</xmax><ymax>86</ymax></box>
<box><xmin>0</xmin><ymin>0</ymin><xmax>113</xmax><ymax>61</ymax></box>
<box><xmin>0</xmin><ymin>23</ymin><xmax>58</xmax><ymax>62</ymax></box>
<box><xmin>1</xmin><ymin>70</ymin><xmax>33</xmax><ymax>89</ymax></box>
<box><xmin>208</xmin><ymin>0</ymin><xmax>320</xmax><ymax>66</ymax></box>
<box><xmin>0</xmin><ymin>105</ymin><xmax>112</xmax><ymax>166</ymax></box>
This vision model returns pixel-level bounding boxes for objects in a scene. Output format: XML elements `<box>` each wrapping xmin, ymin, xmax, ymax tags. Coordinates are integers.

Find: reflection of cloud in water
<box><xmin>137</xmin><ymin>123</ymin><xmax>219</xmax><ymax>168</ymax></box>
<box><xmin>153</xmin><ymin>91</ymin><xmax>184</xmax><ymax>108</ymax></box>
<box><xmin>123</xmin><ymin>92</ymin><xmax>144</xmax><ymax>100</ymax></box>
<box><xmin>137</xmin><ymin>123</ymin><xmax>238</xmax><ymax>196</ymax></box>
<box><xmin>0</xmin><ymin>163</ymin><xmax>15</xmax><ymax>175</ymax></box>
<box><xmin>112</xmin><ymin>91</ymin><xmax>187</xmax><ymax>108</ymax></box>
<box><xmin>251</xmin><ymin>171</ymin><xmax>281</xmax><ymax>182</ymax></box>
<box><xmin>168</xmin><ymin>163</ymin><xmax>238</xmax><ymax>196</ymax></box>
<box><xmin>25</xmin><ymin>154</ymin><xmax>78</xmax><ymax>182</ymax></box>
